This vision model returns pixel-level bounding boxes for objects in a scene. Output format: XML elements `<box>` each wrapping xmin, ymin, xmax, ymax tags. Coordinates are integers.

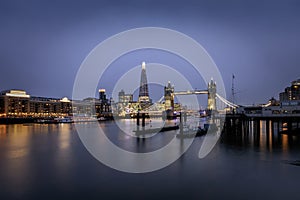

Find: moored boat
<box><xmin>53</xmin><ymin>117</ymin><xmax>73</xmax><ymax>123</ymax></box>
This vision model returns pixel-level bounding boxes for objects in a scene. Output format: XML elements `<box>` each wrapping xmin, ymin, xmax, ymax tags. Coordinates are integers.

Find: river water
<box><xmin>0</xmin><ymin>119</ymin><xmax>299</xmax><ymax>200</ymax></box>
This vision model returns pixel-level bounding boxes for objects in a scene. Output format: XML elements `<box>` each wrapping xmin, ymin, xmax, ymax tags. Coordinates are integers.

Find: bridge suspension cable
<box><xmin>157</xmin><ymin>95</ymin><xmax>165</xmax><ymax>103</ymax></box>
<box><xmin>216</xmin><ymin>93</ymin><xmax>239</xmax><ymax>108</ymax></box>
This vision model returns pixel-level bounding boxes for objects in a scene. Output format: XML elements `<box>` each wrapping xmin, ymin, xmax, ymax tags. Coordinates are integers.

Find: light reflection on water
<box><xmin>0</xmin><ymin>120</ymin><xmax>299</xmax><ymax>199</ymax></box>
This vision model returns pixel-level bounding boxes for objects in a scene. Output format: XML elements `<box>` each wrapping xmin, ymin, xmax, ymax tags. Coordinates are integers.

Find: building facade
<box><xmin>279</xmin><ymin>79</ymin><xmax>300</xmax><ymax>101</ymax></box>
<box><xmin>118</xmin><ymin>90</ymin><xmax>133</xmax><ymax>103</ymax></box>
<box><xmin>0</xmin><ymin>90</ymin><xmax>30</xmax><ymax>117</ymax></box>
<box><xmin>0</xmin><ymin>89</ymin><xmax>112</xmax><ymax>118</ymax></box>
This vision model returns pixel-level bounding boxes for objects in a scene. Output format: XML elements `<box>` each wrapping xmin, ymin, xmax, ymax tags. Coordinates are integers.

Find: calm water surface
<box><xmin>0</xmin><ymin>120</ymin><xmax>299</xmax><ymax>200</ymax></box>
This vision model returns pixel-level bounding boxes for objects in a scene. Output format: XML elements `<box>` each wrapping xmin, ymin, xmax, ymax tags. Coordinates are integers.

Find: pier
<box><xmin>224</xmin><ymin>113</ymin><xmax>300</xmax><ymax>135</ymax></box>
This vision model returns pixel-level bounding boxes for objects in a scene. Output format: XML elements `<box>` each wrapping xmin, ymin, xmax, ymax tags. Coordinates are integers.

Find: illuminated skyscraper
<box><xmin>138</xmin><ymin>62</ymin><xmax>150</xmax><ymax>104</ymax></box>
<box><xmin>99</xmin><ymin>89</ymin><xmax>107</xmax><ymax>103</ymax></box>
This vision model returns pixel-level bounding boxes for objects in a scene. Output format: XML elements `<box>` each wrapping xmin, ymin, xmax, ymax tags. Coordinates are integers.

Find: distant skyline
<box><xmin>1</xmin><ymin>0</ymin><xmax>300</xmax><ymax>105</ymax></box>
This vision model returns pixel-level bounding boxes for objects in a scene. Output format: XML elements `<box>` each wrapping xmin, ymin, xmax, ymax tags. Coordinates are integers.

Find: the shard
<box><xmin>138</xmin><ymin>62</ymin><xmax>150</xmax><ymax>103</ymax></box>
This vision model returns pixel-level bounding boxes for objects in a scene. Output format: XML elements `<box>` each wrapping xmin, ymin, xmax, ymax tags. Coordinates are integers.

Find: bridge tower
<box><xmin>164</xmin><ymin>81</ymin><xmax>174</xmax><ymax>119</ymax></box>
<box><xmin>207</xmin><ymin>79</ymin><xmax>217</xmax><ymax>111</ymax></box>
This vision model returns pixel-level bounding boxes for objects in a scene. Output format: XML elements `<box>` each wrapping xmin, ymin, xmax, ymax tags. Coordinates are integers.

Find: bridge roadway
<box><xmin>173</xmin><ymin>90</ymin><xmax>208</xmax><ymax>96</ymax></box>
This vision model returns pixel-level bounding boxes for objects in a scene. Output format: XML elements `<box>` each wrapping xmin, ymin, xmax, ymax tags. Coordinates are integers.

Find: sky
<box><xmin>1</xmin><ymin>0</ymin><xmax>300</xmax><ymax>105</ymax></box>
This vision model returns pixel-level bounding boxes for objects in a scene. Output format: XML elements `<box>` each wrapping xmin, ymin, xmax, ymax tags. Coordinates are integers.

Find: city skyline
<box><xmin>0</xmin><ymin>67</ymin><xmax>298</xmax><ymax>106</ymax></box>
<box><xmin>1</xmin><ymin>0</ymin><xmax>300</xmax><ymax>105</ymax></box>
<box><xmin>1</xmin><ymin>1</ymin><xmax>300</xmax><ymax>200</ymax></box>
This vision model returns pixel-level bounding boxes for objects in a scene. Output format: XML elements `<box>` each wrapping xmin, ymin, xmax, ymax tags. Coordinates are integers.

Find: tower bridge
<box><xmin>164</xmin><ymin>79</ymin><xmax>236</xmax><ymax>116</ymax></box>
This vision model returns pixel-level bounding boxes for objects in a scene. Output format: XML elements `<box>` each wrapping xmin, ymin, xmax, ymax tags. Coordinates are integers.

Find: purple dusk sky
<box><xmin>0</xmin><ymin>0</ymin><xmax>300</xmax><ymax>105</ymax></box>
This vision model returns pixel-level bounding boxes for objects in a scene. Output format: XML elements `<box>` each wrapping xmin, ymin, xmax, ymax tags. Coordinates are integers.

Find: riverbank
<box><xmin>0</xmin><ymin>116</ymin><xmax>114</xmax><ymax>124</ymax></box>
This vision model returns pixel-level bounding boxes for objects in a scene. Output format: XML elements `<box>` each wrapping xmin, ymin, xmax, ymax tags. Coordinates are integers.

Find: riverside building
<box><xmin>0</xmin><ymin>89</ymin><xmax>112</xmax><ymax>118</ymax></box>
